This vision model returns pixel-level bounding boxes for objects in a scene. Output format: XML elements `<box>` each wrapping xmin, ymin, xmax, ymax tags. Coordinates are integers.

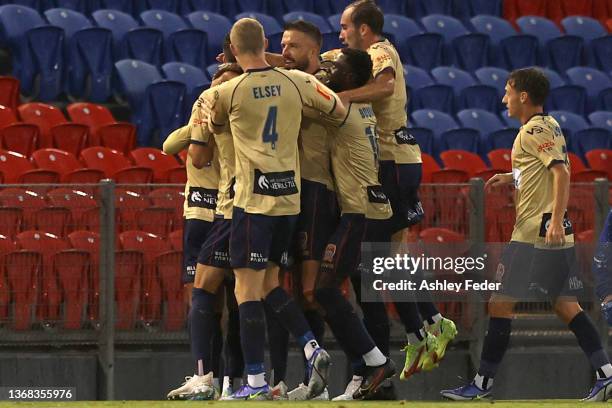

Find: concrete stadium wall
<box><xmin>0</xmin><ymin>346</ymin><xmax>593</xmax><ymax>401</ymax></box>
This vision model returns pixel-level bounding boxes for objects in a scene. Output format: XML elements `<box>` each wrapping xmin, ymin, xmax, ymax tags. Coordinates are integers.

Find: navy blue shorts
<box><xmin>318</xmin><ymin>213</ymin><xmax>367</xmax><ymax>288</ymax></box>
<box><xmin>295</xmin><ymin>179</ymin><xmax>339</xmax><ymax>261</ymax></box>
<box><xmin>496</xmin><ymin>242</ymin><xmax>584</xmax><ymax>300</ymax></box>
<box><xmin>230</xmin><ymin>207</ymin><xmax>298</xmax><ymax>270</ymax></box>
<box><xmin>197</xmin><ymin>217</ymin><xmax>232</xmax><ymax>269</ymax></box>
<box><xmin>183</xmin><ymin>218</ymin><xmax>214</xmax><ymax>284</ymax></box>
<box><xmin>379</xmin><ymin>161</ymin><xmax>424</xmax><ymax>234</ymax></box>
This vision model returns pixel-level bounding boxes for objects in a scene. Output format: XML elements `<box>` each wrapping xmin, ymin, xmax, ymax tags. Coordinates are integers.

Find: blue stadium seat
<box><xmin>411</xmin><ymin>109</ymin><xmax>459</xmax><ymax>136</ymax></box>
<box><xmin>470</xmin><ymin>15</ymin><xmax>516</xmax><ymax>45</ymax></box>
<box><xmin>487</xmin><ymin>128</ymin><xmax>518</xmax><ymax>151</ymax></box>
<box><xmin>283</xmin><ymin>11</ymin><xmax>331</xmax><ymax>33</ymax></box>
<box><xmin>500</xmin><ymin>109</ymin><xmax>521</xmax><ymax>128</ymax></box>
<box><xmin>186</xmin><ymin>11</ymin><xmax>232</xmax><ymax>65</ymax></box>
<box><xmin>589</xmin><ymin>111</ymin><xmax>612</xmax><ymax>132</ymax></box>
<box><xmin>412</xmin><ymin>84</ymin><xmax>455</xmax><ymax>113</ymax></box>
<box><xmin>454</xmin><ymin>33</ymin><xmax>490</xmax><ymax>71</ymax></box>
<box><xmin>321</xmin><ymin>32</ymin><xmax>342</xmax><ymax>52</ymax></box>
<box><xmin>590</xmin><ymin>36</ymin><xmax>612</xmax><ymax>74</ymax></box>
<box><xmin>235</xmin><ymin>11</ymin><xmax>282</xmax><ymax>52</ymax></box>
<box><xmin>600</xmin><ymin>88</ymin><xmax>612</xmax><ymax>111</ymax></box>
<box><xmin>44</xmin><ymin>8</ymin><xmax>91</xmax><ymax>38</ymax></box>
<box><xmin>115</xmin><ymin>59</ymin><xmax>164</xmax><ymax>108</ymax></box>
<box><xmin>383</xmin><ymin>14</ymin><xmax>421</xmax><ymax>46</ymax></box>
<box><xmin>53</xmin><ymin>0</ymin><xmax>88</xmax><ymax>13</ymax></box>
<box><xmin>572</xmin><ymin>128</ymin><xmax>612</xmax><ymax>159</ymax></box>
<box><xmin>3</xmin><ymin>0</ymin><xmax>43</xmax><ymax>13</ymax></box>
<box><xmin>66</xmin><ymin>27</ymin><xmax>114</xmax><ymax>102</ymax></box>
<box><xmin>134</xmin><ymin>0</ymin><xmax>179</xmax><ymax>14</ymax></box>
<box><xmin>236</xmin><ymin>0</ymin><xmax>267</xmax><ymax>13</ymax></box>
<box><xmin>562</xmin><ymin>16</ymin><xmax>607</xmax><ymax>42</ymax></box>
<box><xmin>328</xmin><ymin>0</ymin><xmax>351</xmax><ymax>15</ymax></box>
<box><xmin>537</xmin><ymin>66</ymin><xmax>565</xmax><ymax>88</ymax></box>
<box><xmin>546</xmin><ymin>36</ymin><xmax>584</xmax><ymax>73</ymax></box>
<box><xmin>546</xmin><ymin>85</ymin><xmax>587</xmax><ymax>115</ymax></box>
<box><xmin>439</xmin><ymin>128</ymin><xmax>480</xmax><ymax>155</ymax></box>
<box><xmin>162</xmin><ymin>61</ymin><xmax>210</xmax><ymax>114</ymax></box>
<box><xmin>457</xmin><ymin>108</ymin><xmax>505</xmax><ymax>138</ymax></box>
<box><xmin>474</xmin><ymin>66</ymin><xmax>509</xmax><ymax>98</ymax></box>
<box><xmin>500</xmin><ymin>34</ymin><xmax>538</xmax><ymax>70</ymax></box>
<box><xmin>431</xmin><ymin>66</ymin><xmax>475</xmax><ymax>94</ymax></box>
<box><xmin>421</xmin><ymin>14</ymin><xmax>470</xmax><ymax>65</ymax></box>
<box><xmin>431</xmin><ymin>66</ymin><xmax>498</xmax><ymax>111</ymax></box>
<box><xmin>140</xmin><ymin>9</ymin><xmax>208</xmax><ymax>66</ymax></box>
<box><xmin>180</xmin><ymin>0</ymin><xmax>221</xmax><ymax>14</ymax></box>
<box><xmin>408</xmin><ymin>127</ymin><xmax>435</xmax><ymax>155</ymax></box>
<box><xmin>404</xmin><ymin>64</ymin><xmax>434</xmax><ymax>89</ymax></box>
<box><xmin>399</xmin><ymin>33</ymin><xmax>444</xmax><ymax>71</ymax></box>
<box><xmin>407</xmin><ymin>0</ymin><xmax>453</xmax><ymax>20</ymax></box>
<box><xmin>98</xmin><ymin>0</ymin><xmax>133</xmax><ymax>14</ymax></box>
<box><xmin>452</xmin><ymin>0</ymin><xmax>502</xmax><ymax>22</ymax></box>
<box><xmin>283</xmin><ymin>0</ymin><xmax>315</xmax><ymax>14</ymax></box>
<box><xmin>549</xmin><ymin>110</ymin><xmax>590</xmax><ymax>141</ymax></box>
<box><xmin>206</xmin><ymin>63</ymin><xmax>218</xmax><ymax>79</ymax></box>
<box><xmin>516</xmin><ymin>16</ymin><xmax>561</xmax><ymax>46</ymax></box>
<box><xmin>93</xmin><ymin>9</ymin><xmax>164</xmax><ymax>65</ymax></box>
<box><xmin>566</xmin><ymin>67</ymin><xmax>612</xmax><ymax>113</ymax></box>
<box><xmin>0</xmin><ymin>5</ymin><xmax>45</xmax><ymax>46</ymax></box>
<box><xmin>327</xmin><ymin>13</ymin><xmax>340</xmax><ymax>31</ymax></box>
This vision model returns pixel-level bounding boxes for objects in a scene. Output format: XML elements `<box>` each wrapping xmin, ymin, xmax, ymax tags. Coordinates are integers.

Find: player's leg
<box><xmin>221</xmin><ymin>274</ymin><xmax>244</xmax><ymax>398</ymax></box>
<box><xmin>264</xmin><ymin>267</ymin><xmax>289</xmax><ymax>399</ymax></box>
<box><xmin>211</xmin><ymin>289</ymin><xmax>225</xmax><ymax>393</ymax></box>
<box><xmin>315</xmin><ymin>213</ymin><xmax>395</xmax><ymax>400</ymax></box>
<box><xmin>261</xmin><ymin>213</ymin><xmax>331</xmax><ymax>400</ymax></box>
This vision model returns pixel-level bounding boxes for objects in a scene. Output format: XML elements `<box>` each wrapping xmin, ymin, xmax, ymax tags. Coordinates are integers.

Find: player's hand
<box><xmin>485</xmin><ymin>173</ymin><xmax>513</xmax><ymax>190</ymax></box>
<box><xmin>337</xmin><ymin>91</ymin><xmax>350</xmax><ymax>108</ymax></box>
<box><xmin>216</xmin><ymin>52</ymin><xmax>225</xmax><ymax>63</ymax></box>
<box><xmin>545</xmin><ymin>222</ymin><xmax>565</xmax><ymax>247</ymax></box>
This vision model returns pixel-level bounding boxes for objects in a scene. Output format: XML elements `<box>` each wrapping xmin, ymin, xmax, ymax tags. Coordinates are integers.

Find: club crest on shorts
<box><xmin>298</xmin><ymin>232</ymin><xmax>308</xmax><ymax>253</ymax></box>
<box><xmin>323</xmin><ymin>244</ymin><xmax>337</xmax><ymax>263</ymax></box>
<box><xmin>495</xmin><ymin>262</ymin><xmax>505</xmax><ymax>283</ymax></box>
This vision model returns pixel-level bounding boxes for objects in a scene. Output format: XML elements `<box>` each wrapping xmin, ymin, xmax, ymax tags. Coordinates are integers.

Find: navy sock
<box><xmin>211</xmin><ymin>312</ymin><xmax>223</xmax><ymax>379</ymax></box>
<box><xmin>263</xmin><ymin>300</ymin><xmax>289</xmax><ymax>385</ymax></box>
<box><xmin>569</xmin><ymin>311</ymin><xmax>611</xmax><ymax>371</ymax></box>
<box><xmin>264</xmin><ymin>287</ymin><xmax>315</xmax><ymax>348</ymax></box>
<box><xmin>225</xmin><ymin>308</ymin><xmax>244</xmax><ymax>378</ymax></box>
<box><xmin>191</xmin><ymin>288</ymin><xmax>217</xmax><ymax>375</ymax></box>
<box><xmin>352</xmin><ymin>276</ymin><xmax>390</xmax><ymax>356</ymax></box>
<box><xmin>352</xmin><ymin>359</ymin><xmax>366</xmax><ymax>377</ymax></box>
<box><xmin>417</xmin><ymin>301</ymin><xmax>440</xmax><ymax>325</ymax></box>
<box><xmin>394</xmin><ymin>301</ymin><xmax>424</xmax><ymax>334</ymax></box>
<box><xmin>239</xmin><ymin>301</ymin><xmax>266</xmax><ymax>378</ymax></box>
<box><xmin>478</xmin><ymin>317</ymin><xmax>512</xmax><ymax>379</ymax></box>
<box><xmin>302</xmin><ymin>309</ymin><xmax>326</xmax><ymax>385</ymax></box>
<box><xmin>315</xmin><ymin>287</ymin><xmax>375</xmax><ymax>356</ymax></box>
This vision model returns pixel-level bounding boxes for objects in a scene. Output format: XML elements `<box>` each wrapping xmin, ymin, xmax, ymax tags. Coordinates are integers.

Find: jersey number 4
<box><xmin>262</xmin><ymin>106</ymin><xmax>278</xmax><ymax>150</ymax></box>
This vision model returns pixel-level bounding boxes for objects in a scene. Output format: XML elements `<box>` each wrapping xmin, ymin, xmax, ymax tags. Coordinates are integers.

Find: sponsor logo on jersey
<box><xmin>538</xmin><ymin>212</ymin><xmax>573</xmax><ymax>237</ymax></box>
<box><xmin>526</xmin><ymin>125</ymin><xmax>545</xmax><ymax>135</ymax></box>
<box><xmin>394</xmin><ymin>127</ymin><xmax>417</xmax><ymax>145</ymax></box>
<box><xmin>253</xmin><ymin>169</ymin><xmax>298</xmax><ymax>196</ymax></box>
<box><xmin>323</xmin><ymin>244</ymin><xmax>336</xmax><ymax>263</ymax></box>
<box><xmin>536</xmin><ymin>140</ymin><xmax>555</xmax><ymax>152</ymax></box>
<box><xmin>188</xmin><ymin>187</ymin><xmax>218</xmax><ymax>209</ymax></box>
<box><xmin>495</xmin><ymin>262</ymin><xmax>505</xmax><ymax>283</ymax></box>
<box><xmin>367</xmin><ymin>185</ymin><xmax>389</xmax><ymax>204</ymax></box>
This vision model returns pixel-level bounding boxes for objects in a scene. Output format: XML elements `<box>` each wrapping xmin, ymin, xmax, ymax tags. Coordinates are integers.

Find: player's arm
<box><xmin>338</xmin><ymin>68</ymin><xmax>395</xmax><ymax>103</ymax></box>
<box><xmin>188</xmin><ymin>96</ymin><xmax>216</xmax><ymax>168</ymax></box>
<box><xmin>188</xmin><ymin>135</ymin><xmax>215</xmax><ymax>169</ymax></box>
<box><xmin>546</xmin><ymin>162</ymin><xmax>570</xmax><ymax>246</ymax></box>
<box><xmin>294</xmin><ymin>70</ymin><xmax>346</xmax><ymax>121</ymax></box>
<box><xmin>207</xmin><ymin>82</ymin><xmax>231</xmax><ymax>134</ymax></box>
<box><xmin>485</xmin><ymin>172</ymin><xmax>514</xmax><ymax>189</ymax></box>
<box><xmin>162</xmin><ymin>125</ymin><xmax>190</xmax><ymax>154</ymax></box>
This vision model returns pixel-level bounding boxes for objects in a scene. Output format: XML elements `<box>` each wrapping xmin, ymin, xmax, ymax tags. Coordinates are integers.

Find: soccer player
<box><xmin>164</xmin><ymin>62</ymin><xmax>243</xmax><ymax>400</ymax></box>
<box><xmin>203</xmin><ymin>18</ymin><xmax>347</xmax><ymax>400</ymax></box>
<box><xmin>594</xmin><ymin>210</ymin><xmax>612</xmax><ymax>325</ymax></box>
<box><xmin>308</xmin><ymin>47</ymin><xmax>397</xmax><ymax>401</ymax></box>
<box><xmin>278</xmin><ymin>20</ymin><xmax>337</xmax><ymax>400</ymax></box>
<box><xmin>334</xmin><ymin>0</ymin><xmax>457</xmax><ymax>381</ymax></box>
<box><xmin>441</xmin><ymin>67</ymin><xmax>612</xmax><ymax>402</ymax></box>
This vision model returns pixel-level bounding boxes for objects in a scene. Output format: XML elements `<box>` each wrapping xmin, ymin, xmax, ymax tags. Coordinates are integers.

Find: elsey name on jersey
<box><xmin>252</xmin><ymin>85</ymin><xmax>281</xmax><ymax>99</ymax></box>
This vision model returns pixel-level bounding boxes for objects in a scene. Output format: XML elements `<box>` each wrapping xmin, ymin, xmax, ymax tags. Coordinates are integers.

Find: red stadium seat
<box><xmin>166</xmin><ymin>166</ymin><xmax>187</xmax><ymax>183</ymax></box>
<box><xmin>585</xmin><ymin>149</ymin><xmax>612</xmax><ymax>179</ymax></box>
<box><xmin>156</xmin><ymin>250</ymin><xmax>186</xmax><ymax>330</ymax></box>
<box><xmin>18</xmin><ymin>169</ymin><xmax>60</xmax><ymax>185</ymax></box>
<box><xmin>504</xmin><ymin>0</ymin><xmax>548</xmax><ymax>28</ymax></box>
<box><xmin>427</xmin><ymin>170</ymin><xmax>470</xmax><ymax>234</ymax></box>
<box><xmin>607</xmin><ymin>18</ymin><xmax>612</xmax><ymax>32</ymax></box>
<box><xmin>0</xmin><ymin>188</ymin><xmax>47</xmax><ymax>230</ymax></box>
<box><xmin>3</xmin><ymin>250</ymin><xmax>42</xmax><ymax>330</ymax></box>
<box><xmin>129</xmin><ymin>147</ymin><xmax>182</xmax><ymax>182</ymax></box>
<box><xmin>168</xmin><ymin>229</ymin><xmax>183</xmax><ymax>251</ymax></box>
<box><xmin>68</xmin><ymin>230</ymin><xmax>100</xmax><ymax>324</ymax></box>
<box><xmin>572</xmin><ymin>170</ymin><xmax>608</xmax><ymax>182</ymax></box>
<box><xmin>0</xmin><ymin>123</ymin><xmax>39</xmax><ymax>156</ymax></box>
<box><xmin>440</xmin><ymin>150</ymin><xmax>488</xmax><ymax>178</ymax></box>
<box><xmin>119</xmin><ymin>230</ymin><xmax>171</xmax><ymax>324</ymax></box>
<box><xmin>0</xmin><ymin>207</ymin><xmax>23</xmax><ymax>240</ymax></box>
<box><xmin>487</xmin><ymin>149</ymin><xmax>512</xmax><ymax>172</ymax></box>
<box><xmin>150</xmin><ymin>187</ymin><xmax>184</xmax><ymax>230</ymax></box>
<box><xmin>474</xmin><ymin>169</ymin><xmax>503</xmax><ymax>181</ymax></box>
<box><xmin>593</xmin><ymin>0</ymin><xmax>612</xmax><ymax>25</ymax></box>
<box><xmin>0</xmin><ymin>235</ymin><xmax>17</xmax><ymax>322</ymax></box>
<box><xmin>137</xmin><ymin>207</ymin><xmax>175</xmax><ymax>237</ymax></box>
<box><xmin>16</xmin><ymin>230</ymin><xmax>70</xmax><ymax>323</ymax></box>
<box><xmin>0</xmin><ymin>77</ymin><xmax>20</xmax><ymax>111</ymax></box>
<box><xmin>0</xmin><ymin>235</ymin><xmax>16</xmax><ymax>255</ymax></box>
<box><xmin>0</xmin><ymin>149</ymin><xmax>35</xmax><ymax>182</ymax></box>
<box><xmin>67</xmin><ymin>103</ymin><xmax>136</xmax><ymax>153</ymax></box>
<box><xmin>421</xmin><ymin>152</ymin><xmax>441</xmax><ymax>183</ymax></box>
<box><xmin>116</xmin><ymin>189</ymin><xmax>149</xmax><ymax>232</ymax></box>
<box><xmin>31</xmin><ymin>148</ymin><xmax>105</xmax><ymax>183</ymax></box>
<box><xmin>430</xmin><ymin>169</ymin><xmax>470</xmax><ymax>183</ymax></box>
<box><xmin>114</xmin><ymin>250</ymin><xmax>143</xmax><ymax>329</ymax></box>
<box><xmin>0</xmin><ymin>104</ymin><xmax>18</xmax><ymax>128</ymax></box>
<box><xmin>48</xmin><ymin>188</ymin><xmax>99</xmax><ymax>232</ymax></box>
<box><xmin>53</xmin><ymin>250</ymin><xmax>90</xmax><ymax>329</ymax></box>
<box><xmin>568</xmin><ymin>152</ymin><xmax>588</xmax><ymax>175</ymax></box>
<box><xmin>178</xmin><ymin>150</ymin><xmax>187</xmax><ymax>164</ymax></box>
<box><xmin>51</xmin><ymin>123</ymin><xmax>89</xmax><ymax>156</ymax></box>
<box><xmin>548</xmin><ymin>0</ymin><xmax>594</xmax><ymax>25</ymax></box>
<box><xmin>576</xmin><ymin>229</ymin><xmax>595</xmax><ymax>242</ymax></box>
<box><xmin>80</xmin><ymin>146</ymin><xmax>153</xmax><ymax>183</ymax></box>
<box><xmin>18</xmin><ymin>103</ymin><xmax>68</xmax><ymax>148</ymax></box>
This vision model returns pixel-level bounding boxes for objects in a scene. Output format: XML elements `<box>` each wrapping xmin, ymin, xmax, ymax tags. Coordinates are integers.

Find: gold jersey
<box><xmin>212</xmin><ymin>126</ymin><xmax>235</xmax><ymax>219</ymax></box>
<box><xmin>299</xmin><ymin>97</ymin><xmax>334</xmax><ymax>190</ymax></box>
<box><xmin>328</xmin><ymin>102</ymin><xmax>392</xmax><ymax>219</ymax></box>
<box><xmin>510</xmin><ymin>114</ymin><xmax>574</xmax><ymax>248</ymax></box>
<box><xmin>210</xmin><ymin>67</ymin><xmax>340</xmax><ymax>216</ymax></box>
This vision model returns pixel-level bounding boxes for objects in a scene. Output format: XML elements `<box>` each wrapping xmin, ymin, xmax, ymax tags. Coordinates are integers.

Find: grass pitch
<box><xmin>0</xmin><ymin>400</ymin><xmax>584</xmax><ymax>408</ymax></box>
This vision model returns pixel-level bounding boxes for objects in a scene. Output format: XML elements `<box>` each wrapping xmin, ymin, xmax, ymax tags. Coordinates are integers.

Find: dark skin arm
<box><xmin>337</xmin><ymin>68</ymin><xmax>395</xmax><ymax>105</ymax></box>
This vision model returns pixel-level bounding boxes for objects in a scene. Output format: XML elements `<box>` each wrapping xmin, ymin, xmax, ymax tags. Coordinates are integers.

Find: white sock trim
<box><xmin>247</xmin><ymin>373</ymin><xmax>266</xmax><ymax>388</ymax></box>
<box><xmin>362</xmin><ymin>347</ymin><xmax>387</xmax><ymax>367</ymax></box>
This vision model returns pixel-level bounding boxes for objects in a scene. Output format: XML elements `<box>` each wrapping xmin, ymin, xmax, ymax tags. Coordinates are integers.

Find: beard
<box><xmin>285</xmin><ymin>57</ymin><xmax>309</xmax><ymax>72</ymax></box>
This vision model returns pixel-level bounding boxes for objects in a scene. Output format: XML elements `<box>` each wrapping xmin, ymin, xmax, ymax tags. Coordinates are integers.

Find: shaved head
<box><xmin>230</xmin><ymin>18</ymin><xmax>265</xmax><ymax>56</ymax></box>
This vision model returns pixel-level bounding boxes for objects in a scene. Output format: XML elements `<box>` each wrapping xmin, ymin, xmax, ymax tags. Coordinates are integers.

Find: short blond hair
<box><xmin>230</xmin><ymin>18</ymin><xmax>265</xmax><ymax>55</ymax></box>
